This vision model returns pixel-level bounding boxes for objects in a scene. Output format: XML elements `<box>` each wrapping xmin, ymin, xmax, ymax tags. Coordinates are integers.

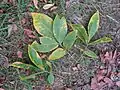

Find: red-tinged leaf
<box><xmin>97</xmin><ymin>69</ymin><xmax>107</xmax><ymax>75</ymax></box>
<box><xmin>98</xmin><ymin>81</ymin><xmax>106</xmax><ymax>89</ymax></box>
<box><xmin>33</xmin><ymin>0</ymin><xmax>39</xmax><ymax>9</ymax></box>
<box><xmin>117</xmin><ymin>73</ymin><xmax>120</xmax><ymax>77</ymax></box>
<box><xmin>17</xmin><ymin>51</ymin><xmax>22</xmax><ymax>58</ymax></box>
<box><xmin>0</xmin><ymin>76</ymin><xmax>6</xmax><ymax>84</ymax></box>
<box><xmin>91</xmin><ymin>77</ymin><xmax>98</xmax><ymax>90</ymax></box>
<box><xmin>0</xmin><ymin>9</ymin><xmax>3</xmax><ymax>13</ymax></box>
<box><xmin>24</xmin><ymin>29</ymin><xmax>36</xmax><ymax>38</ymax></box>
<box><xmin>116</xmin><ymin>81</ymin><xmax>120</xmax><ymax>87</ymax></box>
<box><xmin>104</xmin><ymin>77</ymin><xmax>114</xmax><ymax>87</ymax></box>
<box><xmin>97</xmin><ymin>75</ymin><xmax>104</xmax><ymax>82</ymax></box>
<box><xmin>0</xmin><ymin>88</ymin><xmax>5</xmax><ymax>90</ymax></box>
<box><xmin>21</xmin><ymin>18</ymin><xmax>26</xmax><ymax>24</ymax></box>
<box><xmin>113</xmin><ymin>49</ymin><xmax>117</xmax><ymax>59</ymax></box>
<box><xmin>106</xmin><ymin>65</ymin><xmax>112</xmax><ymax>76</ymax></box>
<box><xmin>100</xmin><ymin>53</ymin><xmax>106</xmax><ymax>63</ymax></box>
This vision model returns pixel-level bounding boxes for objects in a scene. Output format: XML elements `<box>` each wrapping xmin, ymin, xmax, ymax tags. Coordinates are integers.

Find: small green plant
<box><xmin>11</xmin><ymin>13</ymin><xmax>77</xmax><ymax>85</ymax></box>
<box><xmin>11</xmin><ymin>45</ymin><xmax>54</xmax><ymax>85</ymax></box>
<box><xmin>71</xmin><ymin>11</ymin><xmax>112</xmax><ymax>58</ymax></box>
<box><xmin>31</xmin><ymin>13</ymin><xmax>77</xmax><ymax>60</ymax></box>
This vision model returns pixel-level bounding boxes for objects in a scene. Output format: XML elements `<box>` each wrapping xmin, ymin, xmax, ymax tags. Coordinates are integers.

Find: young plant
<box><xmin>31</xmin><ymin>13</ymin><xmax>77</xmax><ymax>60</ymax></box>
<box><xmin>11</xmin><ymin>45</ymin><xmax>54</xmax><ymax>85</ymax></box>
<box><xmin>71</xmin><ymin>11</ymin><xmax>112</xmax><ymax>58</ymax></box>
<box><xmin>11</xmin><ymin>13</ymin><xmax>77</xmax><ymax>86</ymax></box>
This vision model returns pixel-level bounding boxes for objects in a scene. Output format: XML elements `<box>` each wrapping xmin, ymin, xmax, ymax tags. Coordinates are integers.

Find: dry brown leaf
<box><xmin>7</xmin><ymin>24</ymin><xmax>17</xmax><ymax>38</ymax></box>
<box><xmin>116</xmin><ymin>81</ymin><xmax>120</xmax><ymax>87</ymax></box>
<box><xmin>91</xmin><ymin>77</ymin><xmax>98</xmax><ymax>90</ymax></box>
<box><xmin>33</xmin><ymin>0</ymin><xmax>39</xmax><ymax>9</ymax></box>
<box><xmin>0</xmin><ymin>88</ymin><xmax>5</xmax><ymax>90</ymax></box>
<box><xmin>43</xmin><ymin>3</ymin><xmax>54</xmax><ymax>10</ymax></box>
<box><xmin>104</xmin><ymin>77</ymin><xmax>114</xmax><ymax>87</ymax></box>
<box><xmin>24</xmin><ymin>29</ymin><xmax>36</xmax><ymax>38</ymax></box>
<box><xmin>97</xmin><ymin>75</ymin><xmax>104</xmax><ymax>82</ymax></box>
<box><xmin>50</xmin><ymin>6</ymin><xmax>57</xmax><ymax>11</ymax></box>
<box><xmin>17</xmin><ymin>51</ymin><xmax>23</xmax><ymax>59</ymax></box>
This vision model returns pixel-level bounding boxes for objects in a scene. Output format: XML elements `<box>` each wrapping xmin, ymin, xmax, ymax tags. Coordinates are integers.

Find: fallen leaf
<box><xmin>50</xmin><ymin>6</ymin><xmax>57</xmax><ymax>11</ymax></box>
<box><xmin>43</xmin><ymin>3</ymin><xmax>54</xmax><ymax>10</ymax></box>
<box><xmin>24</xmin><ymin>29</ymin><xmax>36</xmax><ymax>38</ymax></box>
<box><xmin>91</xmin><ymin>77</ymin><xmax>98</xmax><ymax>90</ymax></box>
<box><xmin>7</xmin><ymin>24</ymin><xmax>17</xmax><ymax>38</ymax></box>
<box><xmin>104</xmin><ymin>77</ymin><xmax>114</xmax><ymax>87</ymax></box>
<box><xmin>0</xmin><ymin>88</ymin><xmax>5</xmax><ymax>90</ymax></box>
<box><xmin>17</xmin><ymin>51</ymin><xmax>23</xmax><ymax>58</ymax></box>
<box><xmin>0</xmin><ymin>9</ymin><xmax>3</xmax><ymax>13</ymax></box>
<box><xmin>116</xmin><ymin>81</ymin><xmax>120</xmax><ymax>87</ymax></box>
<box><xmin>98</xmin><ymin>81</ymin><xmax>106</xmax><ymax>89</ymax></box>
<box><xmin>97</xmin><ymin>75</ymin><xmax>104</xmax><ymax>82</ymax></box>
<box><xmin>33</xmin><ymin>0</ymin><xmax>39</xmax><ymax>9</ymax></box>
<box><xmin>72</xmin><ymin>66</ymin><xmax>78</xmax><ymax>71</ymax></box>
<box><xmin>0</xmin><ymin>54</ymin><xmax>9</xmax><ymax>68</ymax></box>
<box><xmin>65</xmin><ymin>87</ymin><xmax>72</xmax><ymax>90</ymax></box>
<box><xmin>6</xmin><ymin>25</ymin><xmax>13</xmax><ymax>38</ymax></box>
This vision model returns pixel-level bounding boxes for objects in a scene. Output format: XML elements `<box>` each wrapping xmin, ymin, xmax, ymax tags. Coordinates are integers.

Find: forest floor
<box><xmin>0</xmin><ymin>0</ymin><xmax>120</xmax><ymax>90</ymax></box>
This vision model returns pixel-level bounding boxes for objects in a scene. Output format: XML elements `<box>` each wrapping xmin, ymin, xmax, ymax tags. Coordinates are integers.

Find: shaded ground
<box><xmin>0</xmin><ymin>0</ymin><xmax>120</xmax><ymax>90</ymax></box>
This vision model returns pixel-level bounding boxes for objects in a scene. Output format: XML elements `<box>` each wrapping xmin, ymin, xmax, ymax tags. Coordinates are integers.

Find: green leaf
<box><xmin>46</xmin><ymin>61</ymin><xmax>52</xmax><ymax>72</ymax></box>
<box><xmin>40</xmin><ymin>37</ymin><xmax>58</xmax><ymax>45</ymax></box>
<box><xmin>31</xmin><ymin>41</ymin><xmax>58</xmax><ymax>53</ymax></box>
<box><xmin>63</xmin><ymin>30</ymin><xmax>77</xmax><ymax>50</ymax></box>
<box><xmin>31</xmin><ymin>13</ymin><xmax>53</xmax><ymax>38</ymax></box>
<box><xmin>53</xmin><ymin>15</ymin><xmax>67</xmax><ymax>44</ymax></box>
<box><xmin>88</xmin><ymin>11</ymin><xmax>99</xmax><ymax>41</ymax></box>
<box><xmin>89</xmin><ymin>37</ymin><xmax>112</xmax><ymax>45</ymax></box>
<box><xmin>20</xmin><ymin>71</ymin><xmax>45</xmax><ymax>80</ymax></box>
<box><xmin>84</xmin><ymin>50</ymin><xmax>98</xmax><ymax>59</ymax></box>
<box><xmin>48</xmin><ymin>48</ymin><xmax>66</xmax><ymax>60</ymax></box>
<box><xmin>28</xmin><ymin>45</ymin><xmax>44</xmax><ymax>70</ymax></box>
<box><xmin>11</xmin><ymin>62</ymin><xmax>38</xmax><ymax>71</ymax></box>
<box><xmin>71</xmin><ymin>24</ymin><xmax>88</xmax><ymax>43</ymax></box>
<box><xmin>47</xmin><ymin>73</ymin><xmax>54</xmax><ymax>84</ymax></box>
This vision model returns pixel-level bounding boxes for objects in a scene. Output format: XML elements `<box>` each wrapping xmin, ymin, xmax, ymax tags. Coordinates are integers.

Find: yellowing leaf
<box><xmin>11</xmin><ymin>62</ymin><xmax>38</xmax><ymax>71</ymax></box>
<box><xmin>71</xmin><ymin>24</ymin><xmax>88</xmax><ymax>43</ymax></box>
<box><xmin>63</xmin><ymin>30</ymin><xmax>77</xmax><ymax>50</ymax></box>
<box><xmin>48</xmin><ymin>48</ymin><xmax>66</xmax><ymax>60</ymax></box>
<box><xmin>84</xmin><ymin>50</ymin><xmax>98</xmax><ymax>59</ymax></box>
<box><xmin>33</xmin><ymin>0</ymin><xmax>39</xmax><ymax>9</ymax></box>
<box><xmin>31</xmin><ymin>13</ymin><xmax>53</xmax><ymax>38</ymax></box>
<box><xmin>40</xmin><ymin>37</ymin><xmax>58</xmax><ymax>45</ymax></box>
<box><xmin>28</xmin><ymin>45</ymin><xmax>44</xmax><ymax>70</ymax></box>
<box><xmin>53</xmin><ymin>15</ymin><xmax>67</xmax><ymax>44</ymax></box>
<box><xmin>88</xmin><ymin>11</ymin><xmax>99</xmax><ymax>42</ymax></box>
<box><xmin>89</xmin><ymin>37</ymin><xmax>112</xmax><ymax>45</ymax></box>
<box><xmin>31</xmin><ymin>41</ymin><xmax>58</xmax><ymax>53</ymax></box>
<box><xmin>43</xmin><ymin>3</ymin><xmax>54</xmax><ymax>10</ymax></box>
